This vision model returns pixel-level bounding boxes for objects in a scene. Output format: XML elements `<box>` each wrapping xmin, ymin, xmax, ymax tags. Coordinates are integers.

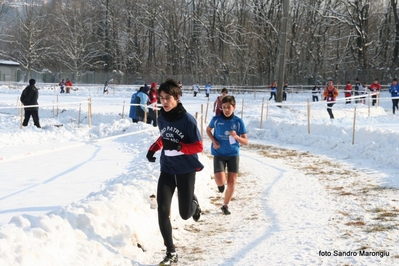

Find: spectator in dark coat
<box><xmin>20</xmin><ymin>79</ymin><xmax>41</xmax><ymax>128</ymax></box>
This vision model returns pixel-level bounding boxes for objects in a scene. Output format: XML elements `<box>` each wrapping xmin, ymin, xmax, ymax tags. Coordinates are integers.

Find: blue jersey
<box><xmin>389</xmin><ymin>84</ymin><xmax>399</xmax><ymax>97</ymax></box>
<box><xmin>208</xmin><ymin>114</ymin><xmax>247</xmax><ymax>156</ymax></box>
<box><xmin>129</xmin><ymin>92</ymin><xmax>138</xmax><ymax>119</ymax></box>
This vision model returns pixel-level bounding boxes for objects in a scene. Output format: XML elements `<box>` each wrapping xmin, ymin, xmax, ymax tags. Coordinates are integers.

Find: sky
<box><xmin>0</xmin><ymin>83</ymin><xmax>398</xmax><ymax>265</ymax></box>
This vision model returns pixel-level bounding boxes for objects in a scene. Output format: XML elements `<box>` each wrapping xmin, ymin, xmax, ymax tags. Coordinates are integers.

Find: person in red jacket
<box><xmin>344</xmin><ymin>81</ymin><xmax>352</xmax><ymax>104</ymax></box>
<box><xmin>323</xmin><ymin>80</ymin><xmax>339</xmax><ymax>119</ymax></box>
<box><xmin>147</xmin><ymin>82</ymin><xmax>158</xmax><ymax>126</ymax></box>
<box><xmin>65</xmin><ymin>78</ymin><xmax>73</xmax><ymax>94</ymax></box>
<box><xmin>369</xmin><ymin>79</ymin><xmax>381</xmax><ymax>106</ymax></box>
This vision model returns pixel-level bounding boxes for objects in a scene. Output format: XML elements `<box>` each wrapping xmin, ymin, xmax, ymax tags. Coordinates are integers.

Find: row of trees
<box><xmin>1</xmin><ymin>0</ymin><xmax>399</xmax><ymax>86</ymax></box>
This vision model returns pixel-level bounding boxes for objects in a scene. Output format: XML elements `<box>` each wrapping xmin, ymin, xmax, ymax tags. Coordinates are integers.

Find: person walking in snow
<box><xmin>192</xmin><ymin>81</ymin><xmax>200</xmax><ymax>97</ymax></box>
<box><xmin>20</xmin><ymin>79</ymin><xmax>41</xmax><ymax>128</ymax></box>
<box><xmin>312</xmin><ymin>84</ymin><xmax>321</xmax><ymax>102</ymax></box>
<box><xmin>359</xmin><ymin>82</ymin><xmax>367</xmax><ymax>105</ymax></box>
<box><xmin>146</xmin><ymin>78</ymin><xmax>203</xmax><ymax>265</ymax></box>
<box><xmin>389</xmin><ymin>78</ymin><xmax>399</xmax><ymax>114</ymax></box>
<box><xmin>65</xmin><ymin>78</ymin><xmax>73</xmax><ymax>94</ymax></box>
<box><xmin>178</xmin><ymin>80</ymin><xmax>183</xmax><ymax>96</ymax></box>
<box><xmin>213</xmin><ymin>87</ymin><xmax>228</xmax><ymax>116</ymax></box>
<box><xmin>103</xmin><ymin>80</ymin><xmax>109</xmax><ymax>95</ymax></box>
<box><xmin>369</xmin><ymin>79</ymin><xmax>381</xmax><ymax>106</ymax></box>
<box><xmin>283</xmin><ymin>81</ymin><xmax>288</xmax><ymax>101</ymax></box>
<box><xmin>59</xmin><ymin>79</ymin><xmax>66</xmax><ymax>93</ymax></box>
<box><xmin>129</xmin><ymin>89</ymin><xmax>139</xmax><ymax>123</ymax></box>
<box><xmin>344</xmin><ymin>81</ymin><xmax>352</xmax><ymax>104</ymax></box>
<box><xmin>204</xmin><ymin>82</ymin><xmax>212</xmax><ymax>97</ymax></box>
<box><xmin>147</xmin><ymin>82</ymin><xmax>159</xmax><ymax>127</ymax></box>
<box><xmin>135</xmin><ymin>84</ymin><xmax>150</xmax><ymax>122</ymax></box>
<box><xmin>269</xmin><ymin>80</ymin><xmax>277</xmax><ymax>101</ymax></box>
<box><xmin>323</xmin><ymin>79</ymin><xmax>339</xmax><ymax>119</ymax></box>
<box><xmin>206</xmin><ymin>95</ymin><xmax>248</xmax><ymax>215</ymax></box>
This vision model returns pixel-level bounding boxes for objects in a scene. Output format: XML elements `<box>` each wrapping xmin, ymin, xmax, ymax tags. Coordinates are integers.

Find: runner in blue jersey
<box><xmin>206</xmin><ymin>95</ymin><xmax>248</xmax><ymax>215</ymax></box>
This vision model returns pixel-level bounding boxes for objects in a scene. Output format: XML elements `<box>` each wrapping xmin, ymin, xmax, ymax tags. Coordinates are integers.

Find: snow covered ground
<box><xmin>0</xmin><ymin>84</ymin><xmax>398</xmax><ymax>265</ymax></box>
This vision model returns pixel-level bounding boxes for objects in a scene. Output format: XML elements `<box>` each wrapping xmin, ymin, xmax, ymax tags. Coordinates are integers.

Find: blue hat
<box><xmin>29</xmin><ymin>79</ymin><xmax>36</xmax><ymax>85</ymax></box>
<box><xmin>142</xmin><ymin>84</ymin><xmax>150</xmax><ymax>93</ymax></box>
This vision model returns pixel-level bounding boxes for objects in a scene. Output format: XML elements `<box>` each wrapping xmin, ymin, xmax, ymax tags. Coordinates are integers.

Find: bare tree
<box><xmin>5</xmin><ymin>3</ymin><xmax>53</xmax><ymax>81</ymax></box>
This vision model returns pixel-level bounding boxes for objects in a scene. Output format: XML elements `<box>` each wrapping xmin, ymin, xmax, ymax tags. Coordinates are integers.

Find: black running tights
<box><xmin>157</xmin><ymin>171</ymin><xmax>197</xmax><ymax>253</ymax></box>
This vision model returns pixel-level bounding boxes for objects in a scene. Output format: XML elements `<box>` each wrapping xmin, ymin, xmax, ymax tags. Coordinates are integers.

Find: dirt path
<box><xmin>166</xmin><ymin>144</ymin><xmax>398</xmax><ymax>266</ymax></box>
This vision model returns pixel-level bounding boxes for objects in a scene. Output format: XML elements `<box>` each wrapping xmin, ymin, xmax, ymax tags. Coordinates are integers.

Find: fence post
<box><xmin>201</xmin><ymin>104</ymin><xmax>204</xmax><ymax>140</ymax></box>
<box><xmin>266</xmin><ymin>100</ymin><xmax>269</xmax><ymax>120</ymax></box>
<box><xmin>20</xmin><ymin>105</ymin><xmax>23</xmax><ymax>129</ymax></box>
<box><xmin>260</xmin><ymin>97</ymin><xmax>264</xmax><ymax>129</ymax></box>
<box><xmin>368</xmin><ymin>92</ymin><xmax>371</xmax><ymax>117</ymax></box>
<box><xmin>205</xmin><ymin>97</ymin><xmax>210</xmax><ymax>123</ymax></box>
<box><xmin>241</xmin><ymin>98</ymin><xmax>244</xmax><ymax>120</ymax></box>
<box><xmin>121</xmin><ymin>100</ymin><xmax>125</xmax><ymax>119</ymax></box>
<box><xmin>78</xmin><ymin>103</ymin><xmax>81</xmax><ymax>128</ymax></box>
<box><xmin>307</xmin><ymin>99</ymin><xmax>310</xmax><ymax>134</ymax></box>
<box><xmin>352</xmin><ymin>107</ymin><xmax>357</xmax><ymax>145</ymax></box>
<box><xmin>88</xmin><ymin>98</ymin><xmax>92</xmax><ymax>128</ymax></box>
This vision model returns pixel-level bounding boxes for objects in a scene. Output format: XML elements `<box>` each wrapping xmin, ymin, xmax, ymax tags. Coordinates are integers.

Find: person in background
<box><xmin>146</xmin><ymin>78</ymin><xmax>203</xmax><ymax>265</ymax></box>
<box><xmin>204</xmin><ymin>82</ymin><xmax>212</xmax><ymax>97</ymax></box>
<box><xmin>135</xmin><ymin>84</ymin><xmax>150</xmax><ymax>122</ymax></box>
<box><xmin>369</xmin><ymin>79</ymin><xmax>381</xmax><ymax>106</ymax></box>
<box><xmin>269</xmin><ymin>80</ymin><xmax>277</xmax><ymax>101</ymax></box>
<box><xmin>129</xmin><ymin>89</ymin><xmax>139</xmax><ymax>123</ymax></box>
<box><xmin>65</xmin><ymin>78</ymin><xmax>73</xmax><ymax>94</ymax></box>
<box><xmin>178</xmin><ymin>80</ymin><xmax>183</xmax><ymax>96</ymax></box>
<box><xmin>103</xmin><ymin>80</ymin><xmax>109</xmax><ymax>95</ymax></box>
<box><xmin>206</xmin><ymin>95</ymin><xmax>248</xmax><ymax>216</ymax></box>
<box><xmin>389</xmin><ymin>78</ymin><xmax>399</xmax><ymax>114</ymax></box>
<box><xmin>359</xmin><ymin>82</ymin><xmax>367</xmax><ymax>104</ymax></box>
<box><xmin>323</xmin><ymin>79</ymin><xmax>339</xmax><ymax>119</ymax></box>
<box><xmin>20</xmin><ymin>79</ymin><xmax>41</xmax><ymax>128</ymax></box>
<box><xmin>213</xmin><ymin>88</ymin><xmax>228</xmax><ymax>116</ymax></box>
<box><xmin>59</xmin><ymin>79</ymin><xmax>65</xmax><ymax>93</ymax></box>
<box><xmin>354</xmin><ymin>78</ymin><xmax>361</xmax><ymax>103</ymax></box>
<box><xmin>283</xmin><ymin>81</ymin><xmax>288</xmax><ymax>101</ymax></box>
<box><xmin>147</xmin><ymin>82</ymin><xmax>158</xmax><ymax>127</ymax></box>
<box><xmin>312</xmin><ymin>84</ymin><xmax>321</xmax><ymax>102</ymax></box>
<box><xmin>344</xmin><ymin>81</ymin><xmax>352</xmax><ymax>104</ymax></box>
<box><xmin>192</xmin><ymin>81</ymin><xmax>200</xmax><ymax>97</ymax></box>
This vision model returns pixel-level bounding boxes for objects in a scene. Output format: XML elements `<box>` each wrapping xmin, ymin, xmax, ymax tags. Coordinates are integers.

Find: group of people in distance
<box><xmin>312</xmin><ymin>78</ymin><xmax>399</xmax><ymax>119</ymax></box>
<box><xmin>58</xmin><ymin>78</ymin><xmax>73</xmax><ymax>94</ymax></box>
<box><xmin>268</xmin><ymin>80</ymin><xmax>288</xmax><ymax>101</ymax></box>
<box><xmin>191</xmin><ymin>81</ymin><xmax>213</xmax><ymax>97</ymax></box>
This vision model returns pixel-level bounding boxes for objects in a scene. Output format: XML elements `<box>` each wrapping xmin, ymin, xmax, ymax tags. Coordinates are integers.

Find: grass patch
<box><xmin>346</xmin><ymin>220</ymin><xmax>366</xmax><ymax>227</ymax></box>
<box><xmin>366</xmin><ymin>224</ymin><xmax>397</xmax><ymax>232</ymax></box>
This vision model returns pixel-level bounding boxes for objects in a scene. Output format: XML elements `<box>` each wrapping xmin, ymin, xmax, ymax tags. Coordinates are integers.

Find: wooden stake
<box><xmin>88</xmin><ymin>98</ymin><xmax>92</xmax><ymax>128</ymax></box>
<box><xmin>307</xmin><ymin>99</ymin><xmax>310</xmax><ymax>134</ymax></box>
<box><xmin>78</xmin><ymin>103</ymin><xmax>81</xmax><ymax>128</ymax></box>
<box><xmin>260</xmin><ymin>97</ymin><xmax>264</xmax><ymax>129</ymax></box>
<box><xmin>352</xmin><ymin>107</ymin><xmax>357</xmax><ymax>145</ymax></box>
<box><xmin>121</xmin><ymin>100</ymin><xmax>125</xmax><ymax>119</ymax></box>
<box><xmin>241</xmin><ymin>99</ymin><xmax>244</xmax><ymax>120</ymax></box>
<box><xmin>205</xmin><ymin>97</ymin><xmax>209</xmax><ymax>123</ymax></box>
<box><xmin>201</xmin><ymin>105</ymin><xmax>204</xmax><ymax>140</ymax></box>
